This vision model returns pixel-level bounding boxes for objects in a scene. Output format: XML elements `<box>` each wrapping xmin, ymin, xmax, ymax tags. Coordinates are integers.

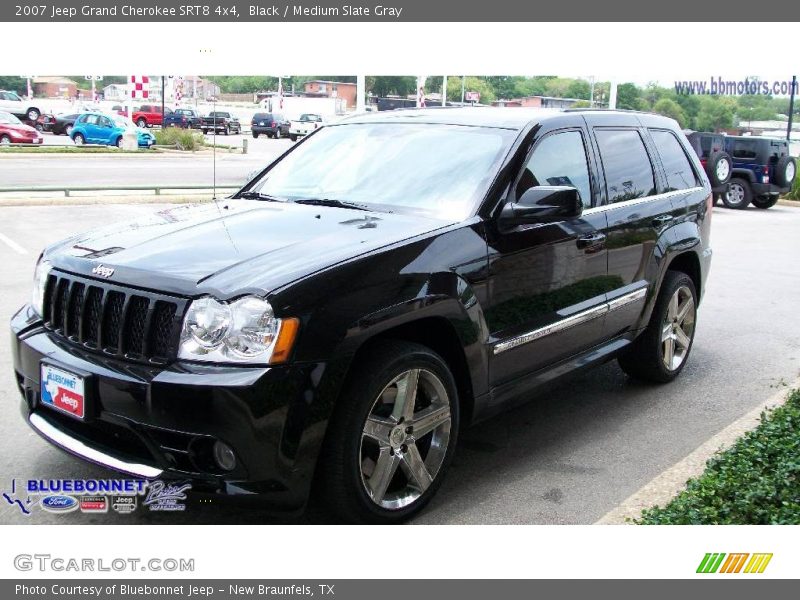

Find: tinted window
<box><xmin>517</xmin><ymin>130</ymin><xmax>592</xmax><ymax>207</ymax></box>
<box><xmin>650</xmin><ymin>130</ymin><xmax>698</xmax><ymax>191</ymax></box>
<box><xmin>595</xmin><ymin>129</ymin><xmax>656</xmax><ymax>203</ymax></box>
<box><xmin>731</xmin><ymin>139</ymin><xmax>758</xmax><ymax>160</ymax></box>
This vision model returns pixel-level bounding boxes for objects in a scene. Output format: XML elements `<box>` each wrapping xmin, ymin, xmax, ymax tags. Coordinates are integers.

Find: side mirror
<box><xmin>499</xmin><ymin>186</ymin><xmax>583</xmax><ymax>227</ymax></box>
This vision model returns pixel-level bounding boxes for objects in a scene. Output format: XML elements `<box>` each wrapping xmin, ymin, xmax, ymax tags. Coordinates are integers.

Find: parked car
<box><xmin>132</xmin><ymin>105</ymin><xmax>172</xmax><ymax>128</ymax></box>
<box><xmin>251</xmin><ymin>112</ymin><xmax>289</xmax><ymax>139</ymax></box>
<box><xmin>722</xmin><ymin>136</ymin><xmax>797</xmax><ymax>209</ymax></box>
<box><xmin>12</xmin><ymin>108</ymin><xmax>711</xmax><ymax>523</ymax></box>
<box><xmin>200</xmin><ymin>111</ymin><xmax>241</xmax><ymax>135</ymax></box>
<box><xmin>0</xmin><ymin>90</ymin><xmax>42</xmax><ymax>121</ymax></box>
<box><xmin>70</xmin><ymin>113</ymin><xmax>155</xmax><ymax>148</ymax></box>
<box><xmin>164</xmin><ymin>108</ymin><xmax>202</xmax><ymax>129</ymax></box>
<box><xmin>46</xmin><ymin>113</ymin><xmax>81</xmax><ymax>136</ymax></box>
<box><xmin>289</xmin><ymin>113</ymin><xmax>323</xmax><ymax>141</ymax></box>
<box><xmin>684</xmin><ymin>131</ymin><xmax>732</xmax><ymax>202</ymax></box>
<box><xmin>0</xmin><ymin>111</ymin><xmax>43</xmax><ymax>145</ymax></box>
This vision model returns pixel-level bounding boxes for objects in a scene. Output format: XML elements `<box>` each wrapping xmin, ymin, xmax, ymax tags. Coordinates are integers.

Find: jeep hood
<box><xmin>45</xmin><ymin>200</ymin><xmax>453</xmax><ymax>298</ymax></box>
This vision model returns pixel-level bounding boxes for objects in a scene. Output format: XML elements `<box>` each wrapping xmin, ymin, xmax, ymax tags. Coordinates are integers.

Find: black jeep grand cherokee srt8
<box><xmin>12</xmin><ymin>108</ymin><xmax>712</xmax><ymax>523</ymax></box>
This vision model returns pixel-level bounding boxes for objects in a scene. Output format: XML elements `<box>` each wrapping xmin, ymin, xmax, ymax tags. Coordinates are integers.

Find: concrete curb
<box><xmin>0</xmin><ymin>195</ymin><xmax>217</xmax><ymax>207</ymax></box>
<box><xmin>594</xmin><ymin>378</ymin><xmax>800</xmax><ymax>524</ymax></box>
<box><xmin>777</xmin><ymin>199</ymin><xmax>799</xmax><ymax>207</ymax></box>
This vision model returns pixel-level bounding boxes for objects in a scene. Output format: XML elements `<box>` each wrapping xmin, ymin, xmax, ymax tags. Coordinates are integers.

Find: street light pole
<box><xmin>787</xmin><ymin>75</ymin><xmax>796</xmax><ymax>142</ymax></box>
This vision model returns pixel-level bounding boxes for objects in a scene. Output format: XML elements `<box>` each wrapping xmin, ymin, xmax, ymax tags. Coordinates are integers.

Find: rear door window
<box><xmin>731</xmin><ymin>139</ymin><xmax>758</xmax><ymax>160</ymax></box>
<box><xmin>595</xmin><ymin>129</ymin><xmax>656</xmax><ymax>203</ymax></box>
<box><xmin>650</xmin><ymin>130</ymin><xmax>699</xmax><ymax>191</ymax></box>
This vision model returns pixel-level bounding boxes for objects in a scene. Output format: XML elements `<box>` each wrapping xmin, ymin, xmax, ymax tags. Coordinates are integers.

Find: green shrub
<box><xmin>637</xmin><ymin>389</ymin><xmax>800</xmax><ymax>524</ymax></box>
<box><xmin>787</xmin><ymin>166</ymin><xmax>800</xmax><ymax>200</ymax></box>
<box><xmin>154</xmin><ymin>127</ymin><xmax>205</xmax><ymax>151</ymax></box>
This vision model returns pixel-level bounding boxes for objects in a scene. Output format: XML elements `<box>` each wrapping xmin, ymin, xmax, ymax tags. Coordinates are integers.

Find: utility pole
<box><xmin>787</xmin><ymin>75</ymin><xmax>796</xmax><ymax>142</ymax></box>
<box><xmin>461</xmin><ymin>76</ymin><xmax>465</xmax><ymax>104</ymax></box>
<box><xmin>161</xmin><ymin>76</ymin><xmax>165</xmax><ymax>121</ymax></box>
<box><xmin>442</xmin><ymin>76</ymin><xmax>447</xmax><ymax>106</ymax></box>
<box><xmin>357</xmin><ymin>74</ymin><xmax>365</xmax><ymax>112</ymax></box>
<box><xmin>608</xmin><ymin>79</ymin><xmax>618</xmax><ymax>110</ymax></box>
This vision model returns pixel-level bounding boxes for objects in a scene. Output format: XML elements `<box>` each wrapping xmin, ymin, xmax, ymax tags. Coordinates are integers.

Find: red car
<box><xmin>0</xmin><ymin>111</ymin><xmax>43</xmax><ymax>145</ymax></box>
<box><xmin>131</xmin><ymin>104</ymin><xmax>172</xmax><ymax>128</ymax></box>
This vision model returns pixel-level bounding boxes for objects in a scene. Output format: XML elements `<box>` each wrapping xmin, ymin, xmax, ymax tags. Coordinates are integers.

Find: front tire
<box><xmin>0</xmin><ymin>134</ymin><xmax>11</xmax><ymax>146</ymax></box>
<box><xmin>618</xmin><ymin>271</ymin><xmax>698</xmax><ymax>383</ymax></box>
<box><xmin>274</xmin><ymin>128</ymin><xmax>281</xmax><ymax>139</ymax></box>
<box><xmin>26</xmin><ymin>108</ymin><xmax>40</xmax><ymax>121</ymax></box>
<box><xmin>136</xmin><ymin>118</ymin><xmax>147</xmax><ymax>128</ymax></box>
<box><xmin>723</xmin><ymin>178</ymin><xmax>752</xmax><ymax>209</ymax></box>
<box><xmin>290</xmin><ymin>134</ymin><xmax>297</xmax><ymax>142</ymax></box>
<box><xmin>319</xmin><ymin>340</ymin><xmax>459</xmax><ymax>524</ymax></box>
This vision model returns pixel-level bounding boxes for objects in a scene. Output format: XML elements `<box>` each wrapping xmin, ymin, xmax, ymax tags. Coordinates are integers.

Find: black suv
<box><xmin>723</xmin><ymin>136</ymin><xmax>796</xmax><ymax>209</ymax></box>
<box><xmin>685</xmin><ymin>131</ymin><xmax>733</xmax><ymax>203</ymax></box>
<box><xmin>12</xmin><ymin>109</ymin><xmax>712</xmax><ymax>523</ymax></box>
<box><xmin>251</xmin><ymin>112</ymin><xmax>289</xmax><ymax>139</ymax></box>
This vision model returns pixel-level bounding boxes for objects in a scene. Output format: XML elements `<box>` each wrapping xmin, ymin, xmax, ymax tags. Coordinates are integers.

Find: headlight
<box><xmin>31</xmin><ymin>259</ymin><xmax>52</xmax><ymax>317</ymax></box>
<box><xmin>179</xmin><ymin>295</ymin><xmax>298</xmax><ymax>364</ymax></box>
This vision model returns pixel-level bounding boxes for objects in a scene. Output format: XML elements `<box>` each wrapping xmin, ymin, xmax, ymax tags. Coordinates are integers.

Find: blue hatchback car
<box><xmin>70</xmin><ymin>113</ymin><xmax>155</xmax><ymax>148</ymax></box>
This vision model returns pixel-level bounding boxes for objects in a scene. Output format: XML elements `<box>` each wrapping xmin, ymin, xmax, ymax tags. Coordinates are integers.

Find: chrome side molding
<box><xmin>493</xmin><ymin>287</ymin><xmax>648</xmax><ymax>355</ymax></box>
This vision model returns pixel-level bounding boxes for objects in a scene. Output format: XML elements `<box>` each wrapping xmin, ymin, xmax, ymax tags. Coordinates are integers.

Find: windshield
<box><xmin>0</xmin><ymin>111</ymin><xmax>22</xmax><ymax>125</ymax></box>
<box><xmin>248</xmin><ymin>123</ymin><xmax>514</xmax><ymax>220</ymax></box>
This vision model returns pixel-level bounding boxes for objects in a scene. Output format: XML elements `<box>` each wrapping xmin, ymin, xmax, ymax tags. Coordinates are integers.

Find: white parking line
<box><xmin>0</xmin><ymin>232</ymin><xmax>28</xmax><ymax>254</ymax></box>
<box><xmin>595</xmin><ymin>377</ymin><xmax>800</xmax><ymax>524</ymax></box>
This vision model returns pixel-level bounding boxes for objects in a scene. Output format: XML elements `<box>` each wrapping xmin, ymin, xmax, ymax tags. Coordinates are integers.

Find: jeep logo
<box><xmin>91</xmin><ymin>265</ymin><xmax>114</xmax><ymax>278</ymax></box>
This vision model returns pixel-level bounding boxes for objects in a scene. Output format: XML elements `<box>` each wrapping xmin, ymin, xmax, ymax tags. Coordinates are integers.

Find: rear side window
<box><xmin>650</xmin><ymin>130</ymin><xmax>699</xmax><ymax>191</ymax></box>
<box><xmin>595</xmin><ymin>129</ymin><xmax>656</xmax><ymax>203</ymax></box>
<box><xmin>517</xmin><ymin>129</ymin><xmax>593</xmax><ymax>207</ymax></box>
<box><xmin>731</xmin><ymin>139</ymin><xmax>758</xmax><ymax>160</ymax></box>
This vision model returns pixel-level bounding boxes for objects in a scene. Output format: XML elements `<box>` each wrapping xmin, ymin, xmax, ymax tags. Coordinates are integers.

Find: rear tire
<box><xmin>26</xmin><ymin>108</ymin><xmax>40</xmax><ymax>121</ymax></box>
<box><xmin>73</xmin><ymin>133</ymin><xmax>85</xmax><ymax>145</ymax></box>
<box><xmin>252</xmin><ymin>132</ymin><xmax>259</xmax><ymax>138</ymax></box>
<box><xmin>618</xmin><ymin>271</ymin><xmax>698</xmax><ymax>384</ymax></box>
<box><xmin>136</xmin><ymin>118</ymin><xmax>147</xmax><ymax>128</ymax></box>
<box><xmin>319</xmin><ymin>340</ymin><xmax>459</xmax><ymax>524</ymax></box>
<box><xmin>706</xmin><ymin>151</ymin><xmax>732</xmax><ymax>187</ymax></box>
<box><xmin>773</xmin><ymin>156</ymin><xmax>796</xmax><ymax>188</ymax></box>
<box><xmin>274</xmin><ymin>128</ymin><xmax>281</xmax><ymax>140</ymax></box>
<box><xmin>751</xmin><ymin>196</ymin><xmax>779</xmax><ymax>209</ymax></box>
<box><xmin>723</xmin><ymin>178</ymin><xmax>752</xmax><ymax>209</ymax></box>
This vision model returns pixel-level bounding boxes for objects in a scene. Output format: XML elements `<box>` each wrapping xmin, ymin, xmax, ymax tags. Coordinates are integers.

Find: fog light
<box><xmin>213</xmin><ymin>441</ymin><xmax>236</xmax><ymax>471</ymax></box>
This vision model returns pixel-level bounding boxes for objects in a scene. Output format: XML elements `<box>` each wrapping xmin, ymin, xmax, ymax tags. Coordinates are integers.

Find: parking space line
<box><xmin>595</xmin><ymin>377</ymin><xmax>800</xmax><ymax>524</ymax></box>
<box><xmin>0</xmin><ymin>233</ymin><xmax>28</xmax><ymax>254</ymax></box>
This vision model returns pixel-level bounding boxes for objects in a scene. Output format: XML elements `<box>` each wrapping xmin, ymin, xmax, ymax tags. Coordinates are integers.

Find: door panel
<box><xmin>486</xmin><ymin>127</ymin><xmax>611</xmax><ymax>389</ymax></box>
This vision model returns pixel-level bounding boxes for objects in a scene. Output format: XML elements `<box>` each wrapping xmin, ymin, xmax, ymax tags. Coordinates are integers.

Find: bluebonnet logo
<box><xmin>41</xmin><ymin>495</ymin><xmax>79</xmax><ymax>513</ymax></box>
<box><xmin>2</xmin><ymin>479</ymin><xmax>34</xmax><ymax>516</ymax></box>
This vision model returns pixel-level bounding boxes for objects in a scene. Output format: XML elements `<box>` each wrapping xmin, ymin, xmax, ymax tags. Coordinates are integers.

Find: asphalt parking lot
<box><xmin>1</xmin><ymin>203</ymin><xmax>799</xmax><ymax>524</ymax></box>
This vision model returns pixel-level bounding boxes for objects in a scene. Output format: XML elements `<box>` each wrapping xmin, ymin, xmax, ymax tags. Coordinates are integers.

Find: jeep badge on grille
<box><xmin>91</xmin><ymin>265</ymin><xmax>114</xmax><ymax>278</ymax></box>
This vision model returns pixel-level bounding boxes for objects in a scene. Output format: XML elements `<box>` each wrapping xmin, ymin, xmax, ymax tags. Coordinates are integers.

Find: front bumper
<box><xmin>11</xmin><ymin>306</ymin><xmax>328</xmax><ymax>513</ymax></box>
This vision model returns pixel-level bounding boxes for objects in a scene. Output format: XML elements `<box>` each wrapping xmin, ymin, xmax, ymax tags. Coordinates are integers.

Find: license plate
<box><xmin>259</xmin><ymin>121</ymin><xmax>266</xmax><ymax>126</ymax></box>
<box><xmin>40</xmin><ymin>364</ymin><xmax>85</xmax><ymax>419</ymax></box>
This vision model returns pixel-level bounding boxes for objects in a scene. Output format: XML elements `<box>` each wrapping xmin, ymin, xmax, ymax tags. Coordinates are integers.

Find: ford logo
<box><xmin>41</xmin><ymin>495</ymin><xmax>79</xmax><ymax>513</ymax></box>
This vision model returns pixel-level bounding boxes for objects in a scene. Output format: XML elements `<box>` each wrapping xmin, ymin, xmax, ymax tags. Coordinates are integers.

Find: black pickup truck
<box><xmin>200</xmin><ymin>111</ymin><xmax>241</xmax><ymax>135</ymax></box>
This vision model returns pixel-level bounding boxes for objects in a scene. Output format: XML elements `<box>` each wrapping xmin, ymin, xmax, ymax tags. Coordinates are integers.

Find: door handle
<box><xmin>576</xmin><ymin>233</ymin><xmax>606</xmax><ymax>251</ymax></box>
<box><xmin>652</xmin><ymin>215</ymin><xmax>674</xmax><ymax>227</ymax></box>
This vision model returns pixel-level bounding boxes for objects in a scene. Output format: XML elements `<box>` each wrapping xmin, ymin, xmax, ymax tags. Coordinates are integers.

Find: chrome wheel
<box><xmin>661</xmin><ymin>285</ymin><xmax>695</xmax><ymax>371</ymax></box>
<box><xmin>359</xmin><ymin>368</ymin><xmax>452</xmax><ymax>510</ymax></box>
<box><xmin>727</xmin><ymin>182</ymin><xmax>745</xmax><ymax>205</ymax></box>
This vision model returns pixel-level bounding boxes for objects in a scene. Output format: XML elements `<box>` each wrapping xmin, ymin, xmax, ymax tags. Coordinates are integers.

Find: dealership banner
<box><xmin>5</xmin><ymin>0</ymin><xmax>800</xmax><ymax>21</ymax></box>
<box><xmin>3</xmin><ymin>580</ymin><xmax>798</xmax><ymax>599</ymax></box>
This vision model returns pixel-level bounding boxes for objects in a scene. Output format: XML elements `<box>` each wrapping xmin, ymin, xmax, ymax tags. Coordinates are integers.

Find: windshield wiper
<box><xmin>238</xmin><ymin>191</ymin><xmax>283</xmax><ymax>202</ymax></box>
<box><xmin>293</xmin><ymin>198</ymin><xmax>370</xmax><ymax>211</ymax></box>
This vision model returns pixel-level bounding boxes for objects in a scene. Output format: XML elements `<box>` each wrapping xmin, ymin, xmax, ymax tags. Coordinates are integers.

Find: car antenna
<box><xmin>212</xmin><ymin>96</ymin><xmax>217</xmax><ymax>206</ymax></box>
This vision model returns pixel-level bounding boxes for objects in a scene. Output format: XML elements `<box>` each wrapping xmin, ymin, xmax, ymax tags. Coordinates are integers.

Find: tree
<box><xmin>0</xmin><ymin>76</ymin><xmax>26</xmax><ymax>94</ymax></box>
<box><xmin>653</xmin><ymin>98</ymin><xmax>687</xmax><ymax>128</ymax></box>
<box><xmin>616</xmin><ymin>83</ymin><xmax>641</xmax><ymax>110</ymax></box>
<box><xmin>446</xmin><ymin>77</ymin><xmax>496</xmax><ymax>104</ymax></box>
<box><xmin>366</xmin><ymin>76</ymin><xmax>416</xmax><ymax>97</ymax></box>
<box><xmin>695</xmin><ymin>97</ymin><xmax>736</xmax><ymax>132</ymax></box>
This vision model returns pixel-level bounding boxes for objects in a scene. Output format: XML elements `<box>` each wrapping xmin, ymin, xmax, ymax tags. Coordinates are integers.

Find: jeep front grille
<box><xmin>42</xmin><ymin>272</ymin><xmax>185</xmax><ymax>364</ymax></box>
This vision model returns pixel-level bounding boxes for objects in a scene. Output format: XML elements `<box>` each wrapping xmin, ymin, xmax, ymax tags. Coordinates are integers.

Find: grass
<box><xmin>637</xmin><ymin>389</ymin><xmax>800</xmax><ymax>524</ymax></box>
<box><xmin>0</xmin><ymin>146</ymin><xmax>141</xmax><ymax>154</ymax></box>
<box><xmin>785</xmin><ymin>168</ymin><xmax>800</xmax><ymax>200</ymax></box>
<box><xmin>154</xmin><ymin>127</ymin><xmax>206</xmax><ymax>151</ymax></box>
